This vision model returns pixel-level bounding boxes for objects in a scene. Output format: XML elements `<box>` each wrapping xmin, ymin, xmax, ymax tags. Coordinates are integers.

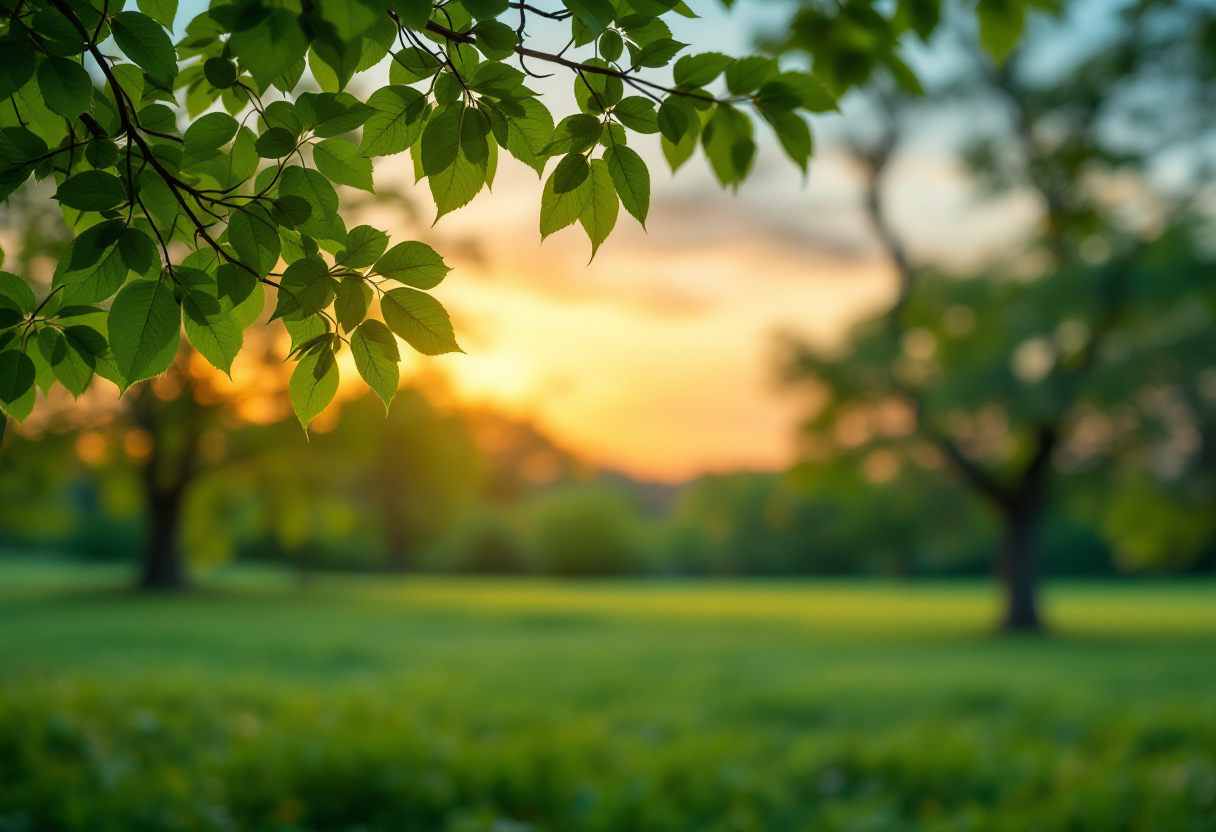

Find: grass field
<box><xmin>2</xmin><ymin>559</ymin><xmax>1215</xmax><ymax>830</ymax></box>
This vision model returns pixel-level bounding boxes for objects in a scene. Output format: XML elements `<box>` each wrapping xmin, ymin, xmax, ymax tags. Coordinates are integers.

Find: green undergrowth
<box><xmin>1</xmin><ymin>562</ymin><xmax>1215</xmax><ymax>830</ymax></box>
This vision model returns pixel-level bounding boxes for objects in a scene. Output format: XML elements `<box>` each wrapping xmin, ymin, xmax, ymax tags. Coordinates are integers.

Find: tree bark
<box><xmin>997</xmin><ymin>500</ymin><xmax>1042</xmax><ymax>632</ymax></box>
<box><xmin>139</xmin><ymin>481</ymin><xmax>188</xmax><ymax>591</ymax></box>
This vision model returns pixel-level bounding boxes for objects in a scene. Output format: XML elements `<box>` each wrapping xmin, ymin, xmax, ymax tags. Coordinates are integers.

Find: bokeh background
<box><xmin>4</xmin><ymin>0</ymin><xmax>1216</xmax><ymax>828</ymax></box>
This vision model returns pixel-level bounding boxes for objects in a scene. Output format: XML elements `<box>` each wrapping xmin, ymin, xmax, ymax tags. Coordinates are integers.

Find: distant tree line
<box><xmin>3</xmin><ymin>375</ymin><xmax>1216</xmax><ymax>581</ymax></box>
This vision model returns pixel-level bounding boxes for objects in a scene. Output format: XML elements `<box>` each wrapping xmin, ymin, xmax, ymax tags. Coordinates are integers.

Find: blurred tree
<box><xmin>122</xmin><ymin>342</ymin><xmax>294</xmax><ymax>588</ymax></box>
<box><xmin>784</xmin><ymin>0</ymin><xmax>1216</xmax><ymax>630</ymax></box>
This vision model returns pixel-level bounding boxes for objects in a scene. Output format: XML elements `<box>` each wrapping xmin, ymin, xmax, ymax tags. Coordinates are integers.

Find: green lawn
<box><xmin>2</xmin><ymin>559</ymin><xmax>1215</xmax><ymax>831</ymax></box>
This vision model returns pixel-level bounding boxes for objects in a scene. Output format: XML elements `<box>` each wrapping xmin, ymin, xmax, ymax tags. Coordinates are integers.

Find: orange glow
<box><xmin>341</xmin><ymin>156</ymin><xmax>898</xmax><ymax>482</ymax></box>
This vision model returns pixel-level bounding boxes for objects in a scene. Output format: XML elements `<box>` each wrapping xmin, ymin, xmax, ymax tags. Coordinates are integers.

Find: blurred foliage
<box><xmin>0</xmin><ymin>374</ymin><xmax>1193</xmax><ymax>578</ymax></box>
<box><xmin>2</xmin><ymin>683</ymin><xmax>1214</xmax><ymax>832</ymax></box>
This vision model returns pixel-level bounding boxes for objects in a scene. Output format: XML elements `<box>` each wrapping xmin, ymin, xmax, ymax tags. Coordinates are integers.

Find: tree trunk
<box><xmin>997</xmin><ymin>500</ymin><xmax>1043</xmax><ymax>632</ymax></box>
<box><xmin>383</xmin><ymin>502</ymin><xmax>412</xmax><ymax>571</ymax></box>
<box><xmin>139</xmin><ymin>482</ymin><xmax>188</xmax><ymax>591</ymax></box>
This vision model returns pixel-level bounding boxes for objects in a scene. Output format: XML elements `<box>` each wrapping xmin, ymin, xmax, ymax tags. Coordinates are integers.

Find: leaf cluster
<box><xmin>0</xmin><ymin>0</ymin><xmax>851</xmax><ymax>430</ymax></box>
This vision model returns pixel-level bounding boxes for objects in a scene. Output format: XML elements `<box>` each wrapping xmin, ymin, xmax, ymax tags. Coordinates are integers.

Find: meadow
<box><xmin>1</xmin><ymin>559</ymin><xmax>1215</xmax><ymax>831</ymax></box>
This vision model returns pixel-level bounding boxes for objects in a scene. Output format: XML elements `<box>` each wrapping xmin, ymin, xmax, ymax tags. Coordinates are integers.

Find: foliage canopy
<box><xmin>0</xmin><ymin>0</ymin><xmax>1033</xmax><ymax>430</ymax></box>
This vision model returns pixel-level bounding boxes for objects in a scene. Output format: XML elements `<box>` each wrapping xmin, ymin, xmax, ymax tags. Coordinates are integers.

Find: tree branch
<box><xmin>422</xmin><ymin>18</ymin><xmax>729</xmax><ymax>105</ymax></box>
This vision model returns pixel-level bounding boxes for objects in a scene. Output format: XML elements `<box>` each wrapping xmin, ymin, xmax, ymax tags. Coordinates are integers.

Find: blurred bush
<box><xmin>527</xmin><ymin>486</ymin><xmax>646</xmax><ymax>577</ymax></box>
<box><xmin>1</xmin><ymin>682</ymin><xmax>1214</xmax><ymax>831</ymax></box>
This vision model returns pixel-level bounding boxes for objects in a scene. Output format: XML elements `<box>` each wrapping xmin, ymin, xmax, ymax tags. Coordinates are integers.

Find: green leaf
<box><xmin>36</xmin><ymin>57</ymin><xmax>93</xmax><ymax>121</ymax></box>
<box><xmin>702</xmin><ymin>104</ymin><xmax>754</xmax><ymax>187</ymax></box>
<box><xmin>263</xmin><ymin>101</ymin><xmax>303</xmax><ymax>138</ymax></box>
<box><xmin>0</xmin><ymin>272</ymin><xmax>36</xmax><ymax>314</ymax></box>
<box><xmin>613</xmin><ymin>97</ymin><xmax>660</xmax><ymax>134</ymax></box>
<box><xmin>316</xmin><ymin>0</ymin><xmax>381</xmax><ymax>43</ymax></box>
<box><xmin>357</xmin><ymin>17</ymin><xmax>398</xmax><ymax>75</ymax></box>
<box><xmin>181</xmin><ymin>270</ymin><xmax>242</xmax><ymax>376</ymax></box>
<box><xmin>117</xmin><ymin>227</ymin><xmax>158</xmax><ymax>276</ymax></box>
<box><xmin>85</xmin><ymin>138</ymin><xmax>119</xmax><ymax>169</ymax></box>
<box><xmin>503</xmin><ymin>99</ymin><xmax>554</xmax><ymax>176</ymax></box>
<box><xmin>472</xmin><ymin>20</ymin><xmax>518</xmax><ymax>60</ymax></box>
<box><xmin>464</xmin><ymin>0</ymin><xmax>510</xmax><ymax>19</ymax></box>
<box><xmin>371</xmin><ymin>241</ymin><xmax>451</xmax><ymax>289</ymax></box>
<box><xmin>634</xmin><ymin>38</ymin><xmax>687</xmax><ymax>69</ymax></box>
<box><xmin>301</xmin><ymin>93</ymin><xmax>376</xmax><ymax>138</ymax></box>
<box><xmin>604</xmin><ymin>144</ymin><xmax>649</xmax><ymax>227</ymax></box>
<box><xmin>108</xmin><ymin>277</ymin><xmax>181</xmax><ymax>384</ymax></box>
<box><xmin>313</xmin><ymin>138</ymin><xmax>375</xmax><ymax>193</ymax></box>
<box><xmin>279</xmin><ymin>166</ymin><xmax>344</xmax><ymax>244</ymax></box>
<box><xmin>196</xmin><ymin>125</ymin><xmax>258</xmax><ymax>189</ymax></box>
<box><xmin>657</xmin><ymin>95</ymin><xmax>700</xmax><ymax>145</ymax></box>
<box><xmin>228</xmin><ymin>207</ymin><xmax>281</xmax><ymax>277</ymax></box>
<box><xmin>273</xmin><ymin>255</ymin><xmax>334</xmax><ymax>319</ymax></box>
<box><xmin>760</xmin><ymin>108</ymin><xmax>811</xmax><ymax>173</ymax></box>
<box><xmin>389</xmin><ymin>47</ymin><xmax>442</xmax><ymax>84</ymax></box>
<box><xmin>337</xmin><ymin>225</ymin><xmax>390</xmax><ymax>269</ymax></box>
<box><xmin>285</xmin><ymin>314</ymin><xmax>328</xmax><ymax>353</ymax></box>
<box><xmin>544</xmin><ymin>114</ymin><xmax>602</xmax><ymax>156</ymax></box>
<box><xmin>552</xmin><ymin>151</ymin><xmax>590</xmax><ymax>193</ymax></box>
<box><xmin>599</xmin><ymin>29</ymin><xmax>624</xmax><ymax>62</ymax></box>
<box><xmin>54</xmin><ymin>171</ymin><xmax>127</xmax><ymax>212</ymax></box>
<box><xmin>137</xmin><ymin>103</ymin><xmax>177</xmax><ymax>134</ymax></box>
<box><xmin>59</xmin><ymin>325</ymin><xmax>106</xmax><ymax>397</ymax></box>
<box><xmin>628</xmin><ymin>0</ymin><xmax>679</xmax><ymax>15</ymax></box>
<box><xmin>470</xmin><ymin>63</ymin><xmax>529</xmax><ymax>99</ymax></box>
<box><xmin>182</xmin><ymin>112</ymin><xmax>239</xmax><ymax>166</ymax></box>
<box><xmin>0</xmin><ymin>350</ymin><xmax>35</xmax><ymax>407</ymax></box>
<box><xmin>673</xmin><ymin>52</ymin><xmax>734</xmax><ymax>88</ymax></box>
<box><xmin>562</xmin><ymin>0</ymin><xmax>615</xmax><ymax>36</ymax></box>
<box><xmin>0</xmin><ymin>126</ymin><xmax>48</xmax><ymax>177</ymax></box>
<box><xmin>753</xmin><ymin>80</ymin><xmax>801</xmax><ymax>112</ymax></box>
<box><xmin>618</xmin><ymin>14</ymin><xmax>671</xmax><ymax>47</ymax></box>
<box><xmin>271</xmin><ymin>196</ymin><xmax>313</xmax><ymax>229</ymax></box>
<box><xmin>540</xmin><ymin>153</ymin><xmax>593</xmax><ymax>240</ymax></box>
<box><xmin>579</xmin><ymin>158</ymin><xmax>618</xmax><ymax>259</ymax></box>
<box><xmin>771</xmin><ymin>71</ymin><xmax>838</xmax><ymax>113</ymax></box>
<box><xmin>0</xmin><ymin>35</ymin><xmax>36</xmax><ymax>103</ymax></box>
<box><xmin>380</xmin><ymin>287</ymin><xmax>462</xmax><ymax>355</ymax></box>
<box><xmin>37</xmin><ymin>326</ymin><xmax>68</xmax><ymax>367</ymax></box>
<box><xmin>725</xmin><ymin>56</ymin><xmax>777</xmax><ymax>95</ymax></box>
<box><xmin>52</xmin><ymin>220</ymin><xmax>128</xmax><ymax>305</ymax></box>
<box><xmin>359</xmin><ymin>86</ymin><xmax>428</xmax><ymax>158</ymax></box>
<box><xmin>421</xmin><ymin>103</ymin><xmax>464</xmax><ymax>176</ymax></box>
<box><xmin>109</xmin><ymin>63</ymin><xmax>145</xmax><ymax>105</ymax></box>
<box><xmin>351</xmin><ymin>319</ymin><xmax>400</xmax><ymax>409</ymax></box>
<box><xmin>217</xmin><ymin>263</ymin><xmax>264</xmax><ymax>330</ymax></box>
<box><xmin>111</xmin><ymin>12</ymin><xmax>179</xmax><ymax>89</ymax></box>
<box><xmin>978</xmin><ymin>0</ymin><xmax>1025</xmax><ymax>65</ymax></box>
<box><xmin>334</xmin><ymin>274</ymin><xmax>372</xmax><ymax>332</ymax></box>
<box><xmin>289</xmin><ymin>339</ymin><xmax>339</xmax><ymax>431</ymax></box>
<box><xmin>425</xmin><ymin>106</ymin><xmax>489</xmax><ymax>221</ymax></box>
<box><xmin>255</xmin><ymin>127</ymin><xmax>297</xmax><ymax>158</ymax></box>
<box><xmin>574</xmin><ymin>66</ymin><xmax>622</xmax><ymax>114</ymax></box>
<box><xmin>138</xmin><ymin>0</ymin><xmax>178</xmax><ymax>30</ymax></box>
<box><xmin>231</xmin><ymin>9</ymin><xmax>310</xmax><ymax>91</ymax></box>
<box><xmin>387</xmin><ymin>0</ymin><xmax>434</xmax><ymax>30</ymax></box>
